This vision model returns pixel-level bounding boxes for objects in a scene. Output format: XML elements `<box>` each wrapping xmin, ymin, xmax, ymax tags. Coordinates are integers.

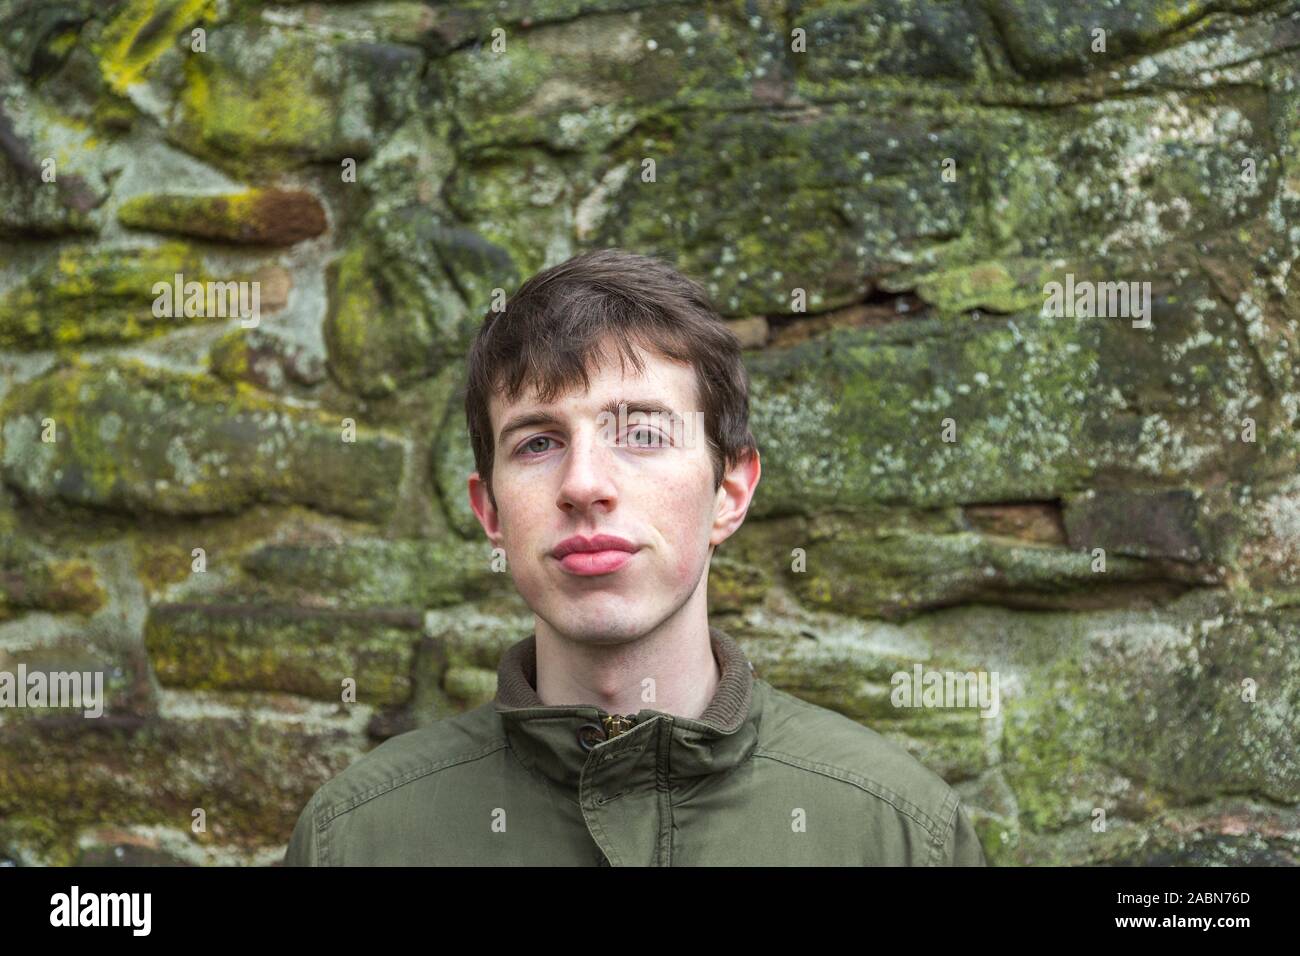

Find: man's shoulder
<box><xmin>753</xmin><ymin>680</ymin><xmax>965</xmax><ymax>844</ymax></box>
<box><xmin>302</xmin><ymin>701</ymin><xmax>506</xmax><ymax>822</ymax></box>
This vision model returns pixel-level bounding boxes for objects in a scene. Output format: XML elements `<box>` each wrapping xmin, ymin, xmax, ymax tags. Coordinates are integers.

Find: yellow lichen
<box><xmin>97</xmin><ymin>0</ymin><xmax>218</xmax><ymax>95</ymax></box>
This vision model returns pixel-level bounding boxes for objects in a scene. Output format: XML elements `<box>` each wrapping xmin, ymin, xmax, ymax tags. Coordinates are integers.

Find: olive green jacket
<box><xmin>284</xmin><ymin>626</ymin><xmax>987</xmax><ymax>866</ymax></box>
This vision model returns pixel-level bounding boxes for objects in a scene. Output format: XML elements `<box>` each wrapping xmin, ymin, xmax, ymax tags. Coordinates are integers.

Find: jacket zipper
<box><xmin>600</xmin><ymin>712</ymin><xmax>637</xmax><ymax>740</ymax></box>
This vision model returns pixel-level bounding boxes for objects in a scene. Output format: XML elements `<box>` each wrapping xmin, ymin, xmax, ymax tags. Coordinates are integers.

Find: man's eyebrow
<box><xmin>497</xmin><ymin>399</ymin><xmax>683</xmax><ymax>445</ymax></box>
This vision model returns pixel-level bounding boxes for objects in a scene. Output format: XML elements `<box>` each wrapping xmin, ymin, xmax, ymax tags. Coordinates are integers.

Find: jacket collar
<box><xmin>493</xmin><ymin>625</ymin><xmax>761</xmax><ymax>794</ymax></box>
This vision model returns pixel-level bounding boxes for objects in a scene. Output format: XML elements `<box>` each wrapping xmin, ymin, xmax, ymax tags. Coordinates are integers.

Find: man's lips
<box><xmin>556</xmin><ymin>549</ymin><xmax>637</xmax><ymax>576</ymax></box>
<box><xmin>551</xmin><ymin>534</ymin><xmax>640</xmax><ymax>577</ymax></box>
<box><xmin>551</xmin><ymin>534</ymin><xmax>638</xmax><ymax>560</ymax></box>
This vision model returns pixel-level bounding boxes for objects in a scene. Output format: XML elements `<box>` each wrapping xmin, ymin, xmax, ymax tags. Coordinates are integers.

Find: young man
<box><xmin>285</xmin><ymin>248</ymin><xmax>987</xmax><ymax>866</ymax></box>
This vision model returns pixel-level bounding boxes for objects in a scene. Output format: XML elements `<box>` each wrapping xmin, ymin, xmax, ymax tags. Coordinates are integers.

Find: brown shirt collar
<box><xmin>492</xmin><ymin>625</ymin><xmax>761</xmax><ymax>794</ymax></box>
<box><xmin>494</xmin><ymin>624</ymin><xmax>755</xmax><ymax>731</ymax></box>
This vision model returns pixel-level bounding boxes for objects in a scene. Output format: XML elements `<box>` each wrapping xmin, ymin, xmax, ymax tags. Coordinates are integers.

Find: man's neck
<box><xmin>532</xmin><ymin>618</ymin><xmax>722</xmax><ymax>719</ymax></box>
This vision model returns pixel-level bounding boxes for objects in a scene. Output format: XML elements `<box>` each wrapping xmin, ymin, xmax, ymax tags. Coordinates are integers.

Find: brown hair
<box><xmin>463</xmin><ymin>248</ymin><xmax>757</xmax><ymax>512</ymax></box>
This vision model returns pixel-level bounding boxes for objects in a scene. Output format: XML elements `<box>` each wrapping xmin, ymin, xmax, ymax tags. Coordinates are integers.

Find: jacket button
<box><xmin>576</xmin><ymin>723</ymin><xmax>604</xmax><ymax>751</ymax></box>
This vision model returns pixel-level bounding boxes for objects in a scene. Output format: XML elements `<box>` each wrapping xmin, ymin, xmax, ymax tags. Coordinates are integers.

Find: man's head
<box><xmin>463</xmin><ymin>248</ymin><xmax>761</xmax><ymax>645</ymax></box>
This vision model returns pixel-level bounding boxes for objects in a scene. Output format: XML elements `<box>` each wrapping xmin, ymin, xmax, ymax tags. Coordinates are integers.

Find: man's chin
<box><xmin>538</xmin><ymin>612</ymin><xmax>647</xmax><ymax>646</ymax></box>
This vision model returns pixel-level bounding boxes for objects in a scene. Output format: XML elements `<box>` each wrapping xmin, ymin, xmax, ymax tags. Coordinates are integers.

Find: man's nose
<box><xmin>556</xmin><ymin>425</ymin><xmax>618</xmax><ymax>510</ymax></box>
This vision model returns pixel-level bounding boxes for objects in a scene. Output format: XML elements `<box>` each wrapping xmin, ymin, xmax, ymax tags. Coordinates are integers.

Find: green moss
<box><xmin>439</xmin><ymin>1</ymin><xmax>795</xmax><ymax>156</ymax></box>
<box><xmin>983</xmin><ymin>91</ymin><xmax>1272</xmax><ymax>260</ymax></box>
<box><xmin>118</xmin><ymin>189</ymin><xmax>327</xmax><ymax>245</ymax></box>
<box><xmin>0</xmin><ymin>243</ymin><xmax>245</xmax><ymax>350</ymax></box>
<box><xmin>1001</xmin><ymin>670</ymin><xmax>1102</xmax><ymax>831</ymax></box>
<box><xmin>0</xmin><ymin>359</ymin><xmax>406</xmax><ymax>519</ymax></box>
<box><xmin>324</xmin><ymin>206</ymin><xmax>504</xmax><ymax>398</ymax></box>
<box><xmin>174</xmin><ymin>22</ymin><xmax>421</xmax><ymax>172</ymax></box>
<box><xmin>706</xmin><ymin>553</ymin><xmax>771</xmax><ymax>613</ymax></box>
<box><xmin>325</xmin><ymin>240</ymin><xmax>412</xmax><ymax>396</ymax></box>
<box><xmin>914</xmin><ymin>260</ymin><xmax>1051</xmax><ymax>315</ymax></box>
<box><xmin>430</xmin><ymin>394</ymin><xmax>483</xmax><ymax>538</ymax></box>
<box><xmin>440</xmin><ymin>147</ymin><xmax>560</xmax><ymax>287</ymax></box>
<box><xmin>36</xmin><ymin>558</ymin><xmax>106</xmax><ymax>615</ymax></box>
<box><xmin>793</xmin><ymin>0</ymin><xmax>983</xmax><ymax>93</ymax></box>
<box><xmin>443</xmin><ymin>665</ymin><xmax>498</xmax><ymax>707</ymax></box>
<box><xmin>746</xmin><ymin>315</ymin><xmax>1096</xmax><ymax>517</ymax></box>
<box><xmin>875</xmin><ymin>713</ymin><xmax>989</xmax><ymax>783</ymax></box>
<box><xmin>239</xmin><ymin>537</ymin><xmax>508</xmax><ymax>609</ymax></box>
<box><xmin>0</xmin><ymin>550</ymin><xmax>106</xmax><ymax>619</ymax></box>
<box><xmin>96</xmin><ymin>0</ymin><xmax>217</xmax><ymax>94</ymax></box>
<box><xmin>207</xmin><ymin>326</ymin><xmax>252</xmax><ymax>382</ymax></box>
<box><xmin>178</xmin><ymin>39</ymin><xmax>336</xmax><ymax>165</ymax></box>
<box><xmin>782</xmin><ymin>526</ymin><xmax>1172</xmax><ymax>621</ymax></box>
<box><xmin>972</xmin><ymin>812</ymin><xmax>1019</xmax><ymax>867</ymax></box>
<box><xmin>0</xmin><ymin>715</ymin><xmax>362</xmax><ymax>860</ymax></box>
<box><xmin>589</xmin><ymin>105</ymin><xmax>975</xmax><ymax>315</ymax></box>
<box><xmin>144</xmin><ymin>603</ymin><xmax>421</xmax><ymax>704</ymax></box>
<box><xmin>1002</xmin><ymin>599</ymin><xmax>1300</xmax><ymax>833</ymax></box>
<box><xmin>982</xmin><ymin>0</ymin><xmax>1274</xmax><ymax>77</ymax></box>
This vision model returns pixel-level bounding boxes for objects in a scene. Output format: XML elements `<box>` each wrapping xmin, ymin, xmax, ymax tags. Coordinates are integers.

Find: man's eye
<box><xmin>518</xmin><ymin>436</ymin><xmax>554</xmax><ymax>456</ymax></box>
<box><xmin>624</xmin><ymin>427</ymin><xmax>665</xmax><ymax>447</ymax></box>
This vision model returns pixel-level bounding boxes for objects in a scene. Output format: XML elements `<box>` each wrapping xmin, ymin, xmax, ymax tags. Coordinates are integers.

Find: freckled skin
<box><xmin>467</xmin><ymin>339</ymin><xmax>760</xmax><ymax>649</ymax></box>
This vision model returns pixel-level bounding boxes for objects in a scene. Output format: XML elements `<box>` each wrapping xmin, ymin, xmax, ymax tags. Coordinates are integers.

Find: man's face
<box><xmin>467</xmin><ymin>339</ymin><xmax>758</xmax><ymax>645</ymax></box>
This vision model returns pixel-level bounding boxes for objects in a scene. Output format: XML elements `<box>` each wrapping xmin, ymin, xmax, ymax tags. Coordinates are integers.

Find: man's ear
<box><xmin>468</xmin><ymin>471</ymin><xmax>503</xmax><ymax>546</ymax></box>
<box><xmin>709</xmin><ymin>447</ymin><xmax>761</xmax><ymax>549</ymax></box>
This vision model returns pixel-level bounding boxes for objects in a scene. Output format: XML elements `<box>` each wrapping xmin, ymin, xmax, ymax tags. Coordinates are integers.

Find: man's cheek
<box><xmin>508</xmin><ymin>566</ymin><xmax>547</xmax><ymax>612</ymax></box>
<box><xmin>675</xmin><ymin>553</ymin><xmax>698</xmax><ymax>591</ymax></box>
<box><xmin>512</xmin><ymin>547</ymin><xmax>540</xmax><ymax>585</ymax></box>
<box><xmin>668</xmin><ymin>529</ymin><xmax>706</xmax><ymax>589</ymax></box>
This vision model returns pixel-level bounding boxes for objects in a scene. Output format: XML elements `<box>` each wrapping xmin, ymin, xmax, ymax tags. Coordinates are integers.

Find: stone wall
<box><xmin>1</xmin><ymin>0</ymin><xmax>1299</xmax><ymax>865</ymax></box>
